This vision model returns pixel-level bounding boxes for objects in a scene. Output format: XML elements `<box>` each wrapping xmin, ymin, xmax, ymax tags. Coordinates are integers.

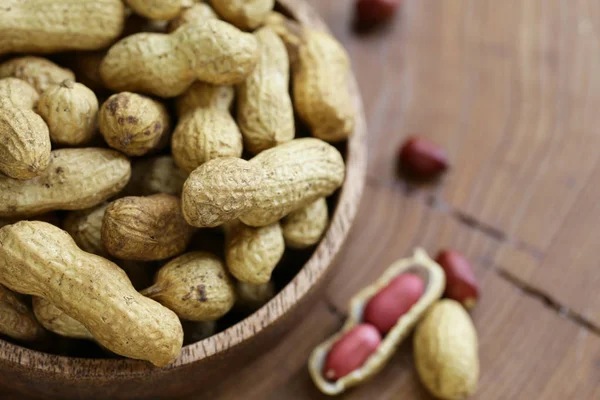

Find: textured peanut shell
<box><xmin>63</xmin><ymin>203</ymin><xmax>109</xmax><ymax>257</ymax></box>
<box><xmin>309</xmin><ymin>248</ymin><xmax>446</xmax><ymax>395</ymax></box>
<box><xmin>414</xmin><ymin>300</ymin><xmax>479</xmax><ymax>400</ymax></box>
<box><xmin>99</xmin><ymin>92</ymin><xmax>171</xmax><ymax>156</ymax></box>
<box><xmin>0</xmin><ymin>221</ymin><xmax>183</xmax><ymax>366</ymax></box>
<box><xmin>126</xmin><ymin>0</ymin><xmax>182</xmax><ymax>20</ymax></box>
<box><xmin>281</xmin><ymin>198</ymin><xmax>328</xmax><ymax>249</ymax></box>
<box><xmin>237</xmin><ymin>26</ymin><xmax>294</xmax><ymax>154</ymax></box>
<box><xmin>168</xmin><ymin>2</ymin><xmax>218</xmax><ymax>32</ymax></box>
<box><xmin>0</xmin><ymin>57</ymin><xmax>75</xmax><ymax>94</ymax></box>
<box><xmin>225</xmin><ymin>221</ymin><xmax>284</xmax><ymax>284</ymax></box>
<box><xmin>137</xmin><ymin>156</ymin><xmax>188</xmax><ymax>196</ymax></box>
<box><xmin>142</xmin><ymin>252</ymin><xmax>235</xmax><ymax>321</ymax></box>
<box><xmin>0</xmin><ymin>78</ymin><xmax>51</xmax><ymax>180</ymax></box>
<box><xmin>32</xmin><ymin>297</ymin><xmax>93</xmax><ymax>341</ymax></box>
<box><xmin>0</xmin><ymin>284</ymin><xmax>46</xmax><ymax>342</ymax></box>
<box><xmin>0</xmin><ymin>0</ymin><xmax>126</xmax><ymax>55</ymax></box>
<box><xmin>176</xmin><ymin>81</ymin><xmax>235</xmax><ymax>116</ymax></box>
<box><xmin>102</xmin><ymin>194</ymin><xmax>195</xmax><ymax>261</ymax></box>
<box><xmin>182</xmin><ymin>138</ymin><xmax>345</xmax><ymax>228</ymax></box>
<box><xmin>236</xmin><ymin>281</ymin><xmax>275</xmax><ymax>311</ymax></box>
<box><xmin>0</xmin><ymin>148</ymin><xmax>131</xmax><ymax>218</ymax></box>
<box><xmin>100</xmin><ymin>19</ymin><xmax>259</xmax><ymax>98</ymax></box>
<box><xmin>37</xmin><ymin>80</ymin><xmax>99</xmax><ymax>145</ymax></box>
<box><xmin>212</xmin><ymin>0</ymin><xmax>275</xmax><ymax>30</ymax></box>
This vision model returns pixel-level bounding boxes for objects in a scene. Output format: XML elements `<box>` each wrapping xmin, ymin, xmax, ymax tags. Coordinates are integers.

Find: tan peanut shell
<box><xmin>99</xmin><ymin>92</ymin><xmax>171</xmax><ymax>156</ymax></box>
<box><xmin>0</xmin><ymin>221</ymin><xmax>183</xmax><ymax>366</ymax></box>
<box><xmin>281</xmin><ymin>198</ymin><xmax>328</xmax><ymax>249</ymax></box>
<box><xmin>0</xmin><ymin>148</ymin><xmax>131</xmax><ymax>218</ymax></box>
<box><xmin>37</xmin><ymin>80</ymin><xmax>99</xmax><ymax>145</ymax></box>
<box><xmin>237</xmin><ymin>26</ymin><xmax>294</xmax><ymax>154</ymax></box>
<box><xmin>172</xmin><ymin>82</ymin><xmax>242</xmax><ymax>173</ymax></box>
<box><xmin>0</xmin><ymin>284</ymin><xmax>46</xmax><ymax>342</ymax></box>
<box><xmin>236</xmin><ymin>281</ymin><xmax>275</xmax><ymax>311</ymax></box>
<box><xmin>268</xmin><ymin>14</ymin><xmax>355</xmax><ymax>142</ymax></box>
<box><xmin>168</xmin><ymin>2</ymin><xmax>218</xmax><ymax>32</ymax></box>
<box><xmin>102</xmin><ymin>194</ymin><xmax>195</xmax><ymax>261</ymax></box>
<box><xmin>32</xmin><ymin>297</ymin><xmax>93</xmax><ymax>341</ymax></box>
<box><xmin>182</xmin><ymin>138</ymin><xmax>345</xmax><ymax>228</ymax></box>
<box><xmin>100</xmin><ymin>19</ymin><xmax>259</xmax><ymax>98</ymax></box>
<box><xmin>137</xmin><ymin>156</ymin><xmax>188</xmax><ymax>196</ymax></box>
<box><xmin>126</xmin><ymin>0</ymin><xmax>183</xmax><ymax>20</ymax></box>
<box><xmin>414</xmin><ymin>299</ymin><xmax>479</xmax><ymax>400</ymax></box>
<box><xmin>0</xmin><ymin>78</ymin><xmax>51</xmax><ymax>179</ymax></box>
<box><xmin>225</xmin><ymin>221</ymin><xmax>284</xmax><ymax>284</ymax></box>
<box><xmin>309</xmin><ymin>248</ymin><xmax>446</xmax><ymax>395</ymax></box>
<box><xmin>63</xmin><ymin>203</ymin><xmax>109</xmax><ymax>257</ymax></box>
<box><xmin>0</xmin><ymin>57</ymin><xmax>75</xmax><ymax>93</ymax></box>
<box><xmin>141</xmin><ymin>252</ymin><xmax>236</xmax><ymax>321</ymax></box>
<box><xmin>212</xmin><ymin>0</ymin><xmax>275</xmax><ymax>30</ymax></box>
<box><xmin>0</xmin><ymin>0</ymin><xmax>125</xmax><ymax>55</ymax></box>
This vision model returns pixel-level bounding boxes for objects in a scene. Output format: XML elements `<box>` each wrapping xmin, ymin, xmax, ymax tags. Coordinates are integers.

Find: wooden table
<box><xmin>3</xmin><ymin>1</ymin><xmax>600</xmax><ymax>399</ymax></box>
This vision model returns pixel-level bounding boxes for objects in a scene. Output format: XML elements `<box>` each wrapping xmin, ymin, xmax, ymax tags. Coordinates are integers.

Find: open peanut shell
<box><xmin>308</xmin><ymin>248</ymin><xmax>446</xmax><ymax>395</ymax></box>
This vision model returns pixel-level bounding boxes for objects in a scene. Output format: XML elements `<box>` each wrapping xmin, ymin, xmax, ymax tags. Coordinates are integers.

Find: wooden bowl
<box><xmin>0</xmin><ymin>2</ymin><xmax>367</xmax><ymax>398</ymax></box>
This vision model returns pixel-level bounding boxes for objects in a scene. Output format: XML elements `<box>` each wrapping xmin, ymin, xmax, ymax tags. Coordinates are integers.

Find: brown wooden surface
<box><xmin>3</xmin><ymin>0</ymin><xmax>600</xmax><ymax>399</ymax></box>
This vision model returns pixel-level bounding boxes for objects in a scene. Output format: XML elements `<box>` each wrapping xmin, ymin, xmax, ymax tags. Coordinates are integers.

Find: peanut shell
<box><xmin>212</xmin><ymin>0</ymin><xmax>275</xmax><ymax>30</ymax></box>
<box><xmin>63</xmin><ymin>203</ymin><xmax>109</xmax><ymax>257</ymax></box>
<box><xmin>32</xmin><ymin>297</ymin><xmax>93</xmax><ymax>341</ymax></box>
<box><xmin>0</xmin><ymin>284</ymin><xmax>46</xmax><ymax>342</ymax></box>
<box><xmin>0</xmin><ymin>57</ymin><xmax>75</xmax><ymax>93</ymax></box>
<box><xmin>281</xmin><ymin>198</ymin><xmax>328</xmax><ymax>249</ymax></box>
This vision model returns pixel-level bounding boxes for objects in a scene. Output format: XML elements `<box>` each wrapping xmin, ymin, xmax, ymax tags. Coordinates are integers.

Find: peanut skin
<box><xmin>32</xmin><ymin>297</ymin><xmax>93</xmax><ymax>341</ymax></box>
<box><xmin>212</xmin><ymin>0</ymin><xmax>275</xmax><ymax>30</ymax></box>
<box><xmin>0</xmin><ymin>77</ymin><xmax>51</xmax><ymax>179</ymax></box>
<box><xmin>237</xmin><ymin>26</ymin><xmax>294</xmax><ymax>154</ymax></box>
<box><xmin>141</xmin><ymin>252</ymin><xmax>236</xmax><ymax>321</ymax></box>
<box><xmin>126</xmin><ymin>0</ymin><xmax>183</xmax><ymax>21</ymax></box>
<box><xmin>102</xmin><ymin>194</ymin><xmax>195</xmax><ymax>261</ymax></box>
<box><xmin>182</xmin><ymin>138</ymin><xmax>345</xmax><ymax>228</ymax></box>
<box><xmin>100</xmin><ymin>19</ymin><xmax>259</xmax><ymax>97</ymax></box>
<box><xmin>0</xmin><ymin>221</ymin><xmax>183</xmax><ymax>366</ymax></box>
<box><xmin>0</xmin><ymin>57</ymin><xmax>75</xmax><ymax>93</ymax></box>
<box><xmin>0</xmin><ymin>0</ymin><xmax>126</xmax><ymax>55</ymax></box>
<box><xmin>0</xmin><ymin>284</ymin><xmax>46</xmax><ymax>342</ymax></box>
<box><xmin>0</xmin><ymin>148</ymin><xmax>131</xmax><ymax>218</ymax></box>
<box><xmin>63</xmin><ymin>203</ymin><xmax>109</xmax><ymax>258</ymax></box>
<box><xmin>225</xmin><ymin>220</ymin><xmax>284</xmax><ymax>284</ymax></box>
<box><xmin>172</xmin><ymin>82</ymin><xmax>242</xmax><ymax>173</ymax></box>
<box><xmin>281</xmin><ymin>198</ymin><xmax>329</xmax><ymax>249</ymax></box>
<box><xmin>99</xmin><ymin>92</ymin><xmax>171</xmax><ymax>157</ymax></box>
<box><xmin>37</xmin><ymin>80</ymin><xmax>99</xmax><ymax>146</ymax></box>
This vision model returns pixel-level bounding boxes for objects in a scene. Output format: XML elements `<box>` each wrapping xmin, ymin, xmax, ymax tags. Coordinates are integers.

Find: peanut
<box><xmin>225</xmin><ymin>220</ymin><xmax>284</xmax><ymax>284</ymax></box>
<box><xmin>398</xmin><ymin>136</ymin><xmax>449</xmax><ymax>179</ymax></box>
<box><xmin>168</xmin><ymin>2</ymin><xmax>218</xmax><ymax>32</ymax></box>
<box><xmin>0</xmin><ymin>284</ymin><xmax>46</xmax><ymax>342</ymax></box>
<box><xmin>267</xmin><ymin>13</ymin><xmax>355</xmax><ymax>142</ymax></box>
<box><xmin>99</xmin><ymin>19</ymin><xmax>259</xmax><ymax>97</ymax></box>
<box><xmin>63</xmin><ymin>203</ymin><xmax>109</xmax><ymax>257</ymax></box>
<box><xmin>132</xmin><ymin>156</ymin><xmax>188</xmax><ymax>196</ymax></box>
<box><xmin>363</xmin><ymin>273</ymin><xmax>425</xmax><ymax>334</ymax></box>
<box><xmin>281</xmin><ymin>198</ymin><xmax>328</xmax><ymax>249</ymax></box>
<box><xmin>32</xmin><ymin>297</ymin><xmax>93</xmax><ymax>341</ymax></box>
<box><xmin>435</xmin><ymin>250</ymin><xmax>480</xmax><ymax>309</ymax></box>
<box><xmin>0</xmin><ymin>221</ymin><xmax>183</xmax><ymax>366</ymax></box>
<box><xmin>414</xmin><ymin>299</ymin><xmax>479</xmax><ymax>400</ymax></box>
<box><xmin>0</xmin><ymin>77</ymin><xmax>51</xmax><ymax>179</ymax></box>
<box><xmin>0</xmin><ymin>57</ymin><xmax>75</xmax><ymax>93</ymax></box>
<box><xmin>182</xmin><ymin>138</ymin><xmax>345</xmax><ymax>228</ymax></box>
<box><xmin>0</xmin><ymin>0</ymin><xmax>126</xmax><ymax>55</ymax></box>
<box><xmin>125</xmin><ymin>0</ymin><xmax>183</xmax><ymax>21</ymax></box>
<box><xmin>102</xmin><ymin>194</ymin><xmax>195</xmax><ymax>261</ymax></box>
<box><xmin>99</xmin><ymin>92</ymin><xmax>171</xmax><ymax>157</ymax></box>
<box><xmin>237</xmin><ymin>26</ymin><xmax>294</xmax><ymax>154</ymax></box>
<box><xmin>236</xmin><ymin>281</ymin><xmax>275</xmax><ymax>311</ymax></box>
<box><xmin>141</xmin><ymin>252</ymin><xmax>236</xmax><ymax>321</ymax></box>
<box><xmin>212</xmin><ymin>0</ymin><xmax>275</xmax><ymax>30</ymax></box>
<box><xmin>323</xmin><ymin>324</ymin><xmax>382</xmax><ymax>381</ymax></box>
<box><xmin>172</xmin><ymin>82</ymin><xmax>243</xmax><ymax>173</ymax></box>
<box><xmin>0</xmin><ymin>148</ymin><xmax>131</xmax><ymax>218</ymax></box>
<box><xmin>37</xmin><ymin>80</ymin><xmax>99</xmax><ymax>146</ymax></box>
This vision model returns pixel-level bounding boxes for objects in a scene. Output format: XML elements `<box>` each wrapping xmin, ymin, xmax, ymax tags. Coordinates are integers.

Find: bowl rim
<box><xmin>0</xmin><ymin>0</ymin><xmax>368</xmax><ymax>377</ymax></box>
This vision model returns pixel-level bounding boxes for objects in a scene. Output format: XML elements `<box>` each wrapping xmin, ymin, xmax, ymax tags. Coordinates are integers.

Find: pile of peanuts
<box><xmin>0</xmin><ymin>0</ymin><xmax>355</xmax><ymax>367</ymax></box>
